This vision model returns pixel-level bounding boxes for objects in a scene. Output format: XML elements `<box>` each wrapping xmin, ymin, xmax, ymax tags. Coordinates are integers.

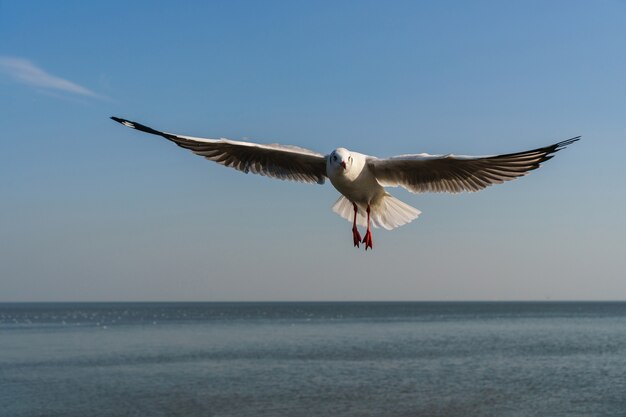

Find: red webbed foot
<box><xmin>351</xmin><ymin>202</ymin><xmax>362</xmax><ymax>248</ymax></box>
<box><xmin>362</xmin><ymin>229</ymin><xmax>373</xmax><ymax>250</ymax></box>
<box><xmin>352</xmin><ymin>226</ymin><xmax>362</xmax><ymax>248</ymax></box>
<box><xmin>362</xmin><ymin>204</ymin><xmax>373</xmax><ymax>250</ymax></box>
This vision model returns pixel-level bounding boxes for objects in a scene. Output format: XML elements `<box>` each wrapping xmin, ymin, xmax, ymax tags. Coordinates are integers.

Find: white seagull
<box><xmin>111</xmin><ymin>117</ymin><xmax>579</xmax><ymax>250</ymax></box>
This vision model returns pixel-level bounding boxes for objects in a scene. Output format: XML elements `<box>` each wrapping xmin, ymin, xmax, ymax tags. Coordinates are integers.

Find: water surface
<box><xmin>2</xmin><ymin>302</ymin><xmax>625</xmax><ymax>416</ymax></box>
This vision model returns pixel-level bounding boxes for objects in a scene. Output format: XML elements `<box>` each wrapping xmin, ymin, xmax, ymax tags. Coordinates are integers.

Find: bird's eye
<box><xmin>333</xmin><ymin>155</ymin><xmax>337</xmax><ymax>161</ymax></box>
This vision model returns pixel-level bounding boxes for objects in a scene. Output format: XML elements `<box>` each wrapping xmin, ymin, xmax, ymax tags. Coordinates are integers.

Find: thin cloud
<box><xmin>0</xmin><ymin>56</ymin><xmax>100</xmax><ymax>98</ymax></box>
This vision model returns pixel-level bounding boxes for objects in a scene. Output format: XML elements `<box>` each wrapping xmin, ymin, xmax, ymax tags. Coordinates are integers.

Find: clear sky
<box><xmin>1</xmin><ymin>1</ymin><xmax>625</xmax><ymax>301</ymax></box>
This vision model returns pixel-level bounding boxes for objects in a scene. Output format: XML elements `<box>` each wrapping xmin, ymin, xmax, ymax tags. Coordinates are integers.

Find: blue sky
<box><xmin>1</xmin><ymin>1</ymin><xmax>625</xmax><ymax>301</ymax></box>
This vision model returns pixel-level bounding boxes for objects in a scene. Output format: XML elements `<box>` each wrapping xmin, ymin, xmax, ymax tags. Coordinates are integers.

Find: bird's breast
<box><xmin>328</xmin><ymin>165</ymin><xmax>385</xmax><ymax>205</ymax></box>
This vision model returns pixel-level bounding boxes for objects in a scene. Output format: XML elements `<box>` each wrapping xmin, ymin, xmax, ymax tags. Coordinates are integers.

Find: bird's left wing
<box><xmin>367</xmin><ymin>137</ymin><xmax>579</xmax><ymax>193</ymax></box>
<box><xmin>111</xmin><ymin>117</ymin><xmax>327</xmax><ymax>184</ymax></box>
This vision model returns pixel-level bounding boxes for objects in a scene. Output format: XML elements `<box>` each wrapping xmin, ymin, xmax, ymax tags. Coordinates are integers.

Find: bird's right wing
<box><xmin>111</xmin><ymin>117</ymin><xmax>327</xmax><ymax>184</ymax></box>
<box><xmin>367</xmin><ymin>137</ymin><xmax>579</xmax><ymax>193</ymax></box>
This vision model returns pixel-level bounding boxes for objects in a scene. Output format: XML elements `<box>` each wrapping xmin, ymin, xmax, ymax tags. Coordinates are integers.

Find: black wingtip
<box><xmin>110</xmin><ymin>116</ymin><xmax>137</xmax><ymax>128</ymax></box>
<box><xmin>555</xmin><ymin>136</ymin><xmax>581</xmax><ymax>150</ymax></box>
<box><xmin>110</xmin><ymin>116</ymin><xmax>165</xmax><ymax>137</ymax></box>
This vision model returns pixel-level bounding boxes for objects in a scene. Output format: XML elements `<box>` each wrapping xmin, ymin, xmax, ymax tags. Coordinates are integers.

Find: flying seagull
<box><xmin>111</xmin><ymin>117</ymin><xmax>579</xmax><ymax>250</ymax></box>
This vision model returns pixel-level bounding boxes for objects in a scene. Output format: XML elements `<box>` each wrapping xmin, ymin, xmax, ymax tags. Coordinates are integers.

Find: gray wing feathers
<box><xmin>111</xmin><ymin>117</ymin><xmax>327</xmax><ymax>184</ymax></box>
<box><xmin>367</xmin><ymin>137</ymin><xmax>579</xmax><ymax>193</ymax></box>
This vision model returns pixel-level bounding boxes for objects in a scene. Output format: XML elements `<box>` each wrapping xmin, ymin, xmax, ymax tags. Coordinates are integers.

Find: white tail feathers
<box><xmin>332</xmin><ymin>194</ymin><xmax>421</xmax><ymax>230</ymax></box>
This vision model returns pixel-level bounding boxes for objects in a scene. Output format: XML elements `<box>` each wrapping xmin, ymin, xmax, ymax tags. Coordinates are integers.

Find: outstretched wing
<box><xmin>367</xmin><ymin>137</ymin><xmax>579</xmax><ymax>193</ymax></box>
<box><xmin>111</xmin><ymin>117</ymin><xmax>327</xmax><ymax>184</ymax></box>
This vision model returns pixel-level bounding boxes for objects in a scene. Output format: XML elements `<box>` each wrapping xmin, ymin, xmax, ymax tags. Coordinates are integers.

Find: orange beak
<box><xmin>341</xmin><ymin>161</ymin><xmax>347</xmax><ymax>169</ymax></box>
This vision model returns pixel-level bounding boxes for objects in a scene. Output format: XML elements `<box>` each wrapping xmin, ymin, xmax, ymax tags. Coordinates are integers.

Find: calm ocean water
<box><xmin>1</xmin><ymin>302</ymin><xmax>626</xmax><ymax>417</ymax></box>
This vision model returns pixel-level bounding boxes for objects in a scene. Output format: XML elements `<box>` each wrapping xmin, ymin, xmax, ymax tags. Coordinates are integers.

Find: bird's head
<box><xmin>328</xmin><ymin>148</ymin><xmax>353</xmax><ymax>174</ymax></box>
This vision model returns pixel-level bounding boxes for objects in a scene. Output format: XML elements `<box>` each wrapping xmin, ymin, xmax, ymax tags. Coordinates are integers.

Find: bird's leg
<box><xmin>362</xmin><ymin>205</ymin><xmax>373</xmax><ymax>250</ymax></box>
<box><xmin>352</xmin><ymin>203</ymin><xmax>361</xmax><ymax>248</ymax></box>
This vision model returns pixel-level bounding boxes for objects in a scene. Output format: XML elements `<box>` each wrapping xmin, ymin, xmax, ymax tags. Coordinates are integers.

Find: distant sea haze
<box><xmin>2</xmin><ymin>302</ymin><xmax>626</xmax><ymax>417</ymax></box>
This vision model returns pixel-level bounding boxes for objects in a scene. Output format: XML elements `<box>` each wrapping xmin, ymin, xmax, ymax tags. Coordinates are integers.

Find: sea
<box><xmin>1</xmin><ymin>302</ymin><xmax>625</xmax><ymax>417</ymax></box>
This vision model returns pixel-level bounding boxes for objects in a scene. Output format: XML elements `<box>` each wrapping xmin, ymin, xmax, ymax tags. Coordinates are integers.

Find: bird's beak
<box><xmin>341</xmin><ymin>161</ymin><xmax>347</xmax><ymax>170</ymax></box>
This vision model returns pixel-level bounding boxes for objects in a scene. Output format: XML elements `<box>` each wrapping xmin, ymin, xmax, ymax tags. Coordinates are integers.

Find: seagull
<box><xmin>111</xmin><ymin>117</ymin><xmax>579</xmax><ymax>250</ymax></box>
